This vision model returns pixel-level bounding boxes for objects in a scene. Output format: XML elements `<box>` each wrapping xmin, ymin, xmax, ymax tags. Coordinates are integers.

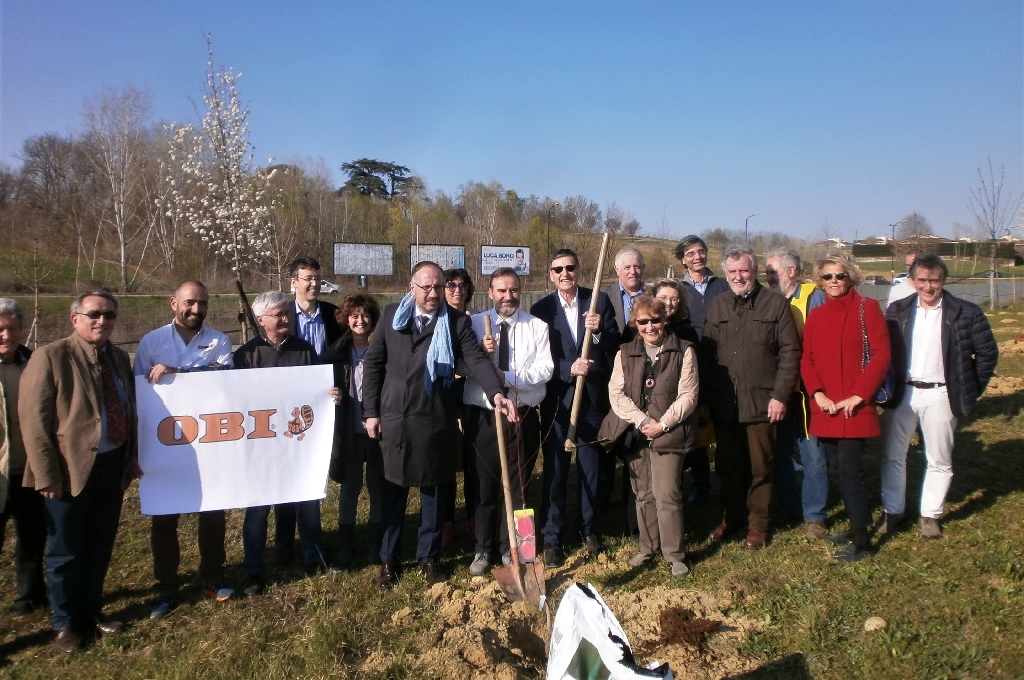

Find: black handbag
<box><xmin>861</xmin><ymin>298</ymin><xmax>895</xmax><ymax>405</ymax></box>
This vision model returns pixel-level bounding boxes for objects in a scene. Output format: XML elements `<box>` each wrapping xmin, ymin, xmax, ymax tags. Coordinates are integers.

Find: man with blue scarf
<box><xmin>362</xmin><ymin>261</ymin><xmax>518</xmax><ymax>589</ymax></box>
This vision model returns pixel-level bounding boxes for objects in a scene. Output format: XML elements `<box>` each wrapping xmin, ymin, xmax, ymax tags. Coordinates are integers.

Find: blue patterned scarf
<box><xmin>392</xmin><ymin>292</ymin><xmax>454</xmax><ymax>397</ymax></box>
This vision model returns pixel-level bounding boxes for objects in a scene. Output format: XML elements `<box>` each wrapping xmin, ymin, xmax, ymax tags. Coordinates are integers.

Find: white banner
<box><xmin>136</xmin><ymin>365</ymin><xmax>335</xmax><ymax>515</ymax></box>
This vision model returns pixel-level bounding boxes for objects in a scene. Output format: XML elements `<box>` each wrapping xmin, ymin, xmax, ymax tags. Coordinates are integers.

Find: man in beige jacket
<box><xmin>20</xmin><ymin>291</ymin><xmax>140</xmax><ymax>654</ymax></box>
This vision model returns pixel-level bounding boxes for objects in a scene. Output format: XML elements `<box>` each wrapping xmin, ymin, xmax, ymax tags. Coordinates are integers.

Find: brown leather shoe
<box><xmin>709</xmin><ymin>521</ymin><xmax>730</xmax><ymax>541</ymax></box>
<box><xmin>805</xmin><ymin>521</ymin><xmax>827</xmax><ymax>540</ymax></box>
<box><xmin>419</xmin><ymin>559</ymin><xmax>447</xmax><ymax>586</ymax></box>
<box><xmin>378</xmin><ymin>562</ymin><xmax>401</xmax><ymax>590</ymax></box>
<box><xmin>743</xmin><ymin>529</ymin><xmax>768</xmax><ymax>550</ymax></box>
<box><xmin>54</xmin><ymin>626</ymin><xmax>80</xmax><ymax>654</ymax></box>
<box><xmin>94</xmin><ymin>617</ymin><xmax>124</xmax><ymax>636</ymax></box>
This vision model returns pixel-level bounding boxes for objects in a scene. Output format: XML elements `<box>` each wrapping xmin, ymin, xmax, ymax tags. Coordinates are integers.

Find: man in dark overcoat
<box><xmin>362</xmin><ymin>261</ymin><xmax>516</xmax><ymax>589</ymax></box>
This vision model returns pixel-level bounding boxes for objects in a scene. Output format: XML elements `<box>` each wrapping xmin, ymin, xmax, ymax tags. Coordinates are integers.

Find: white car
<box><xmin>893</xmin><ymin>273</ymin><xmax>908</xmax><ymax>284</ymax></box>
<box><xmin>319</xmin><ymin>280</ymin><xmax>342</xmax><ymax>293</ymax></box>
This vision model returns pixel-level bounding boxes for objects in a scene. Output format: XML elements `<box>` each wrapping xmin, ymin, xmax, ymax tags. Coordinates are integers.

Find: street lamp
<box><xmin>889</xmin><ymin>223</ymin><xmax>900</xmax><ymax>280</ymax></box>
<box><xmin>745</xmin><ymin>213</ymin><xmax>758</xmax><ymax>243</ymax></box>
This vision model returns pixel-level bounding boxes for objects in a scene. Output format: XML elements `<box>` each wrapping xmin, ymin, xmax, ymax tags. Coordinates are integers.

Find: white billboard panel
<box><xmin>333</xmin><ymin>242</ymin><xmax>394</xmax><ymax>276</ymax></box>
<box><xmin>410</xmin><ymin>244</ymin><xmax>465</xmax><ymax>270</ymax></box>
<box><xmin>481</xmin><ymin>245</ymin><xmax>530</xmax><ymax>276</ymax></box>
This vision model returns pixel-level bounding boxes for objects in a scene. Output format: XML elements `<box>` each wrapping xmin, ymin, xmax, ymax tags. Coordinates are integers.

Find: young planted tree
<box><xmin>969</xmin><ymin>158</ymin><xmax>1020</xmax><ymax>308</ymax></box>
<box><xmin>162</xmin><ymin>36</ymin><xmax>273</xmax><ymax>339</ymax></box>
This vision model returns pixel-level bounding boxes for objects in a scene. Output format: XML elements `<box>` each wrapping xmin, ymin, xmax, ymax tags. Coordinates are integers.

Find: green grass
<box><xmin>0</xmin><ymin>311</ymin><xmax>1021</xmax><ymax>678</ymax></box>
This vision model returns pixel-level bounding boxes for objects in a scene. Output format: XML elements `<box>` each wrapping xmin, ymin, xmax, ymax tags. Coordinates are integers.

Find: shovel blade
<box><xmin>492</xmin><ymin>565</ymin><xmax>528</xmax><ymax>604</ymax></box>
<box><xmin>492</xmin><ymin>561</ymin><xmax>547</xmax><ymax>611</ymax></box>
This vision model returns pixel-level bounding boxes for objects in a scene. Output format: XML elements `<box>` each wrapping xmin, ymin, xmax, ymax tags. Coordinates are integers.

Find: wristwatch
<box><xmin>661</xmin><ymin>421</ymin><xmax>670</xmax><ymax>433</ymax></box>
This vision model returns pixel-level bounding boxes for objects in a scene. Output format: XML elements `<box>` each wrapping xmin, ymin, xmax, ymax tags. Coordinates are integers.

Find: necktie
<box><xmin>97</xmin><ymin>349</ymin><xmax>127</xmax><ymax>448</ymax></box>
<box><xmin>498</xmin><ymin>321</ymin><xmax>510</xmax><ymax>371</ymax></box>
<box><xmin>416</xmin><ymin>315</ymin><xmax>429</xmax><ymax>332</ymax></box>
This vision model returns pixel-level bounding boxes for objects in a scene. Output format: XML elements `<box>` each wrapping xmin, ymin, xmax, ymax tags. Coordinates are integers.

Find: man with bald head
<box><xmin>133</xmin><ymin>281</ymin><xmax>234</xmax><ymax>619</ymax></box>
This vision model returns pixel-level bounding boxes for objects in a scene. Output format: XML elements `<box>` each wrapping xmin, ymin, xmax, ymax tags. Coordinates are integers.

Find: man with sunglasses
<box><xmin>530</xmin><ymin>249</ymin><xmax>620</xmax><ymax>567</ymax></box>
<box><xmin>702</xmin><ymin>247</ymin><xmax>800</xmax><ymax>550</ymax></box>
<box><xmin>20</xmin><ymin>291</ymin><xmax>141</xmax><ymax>653</ymax></box>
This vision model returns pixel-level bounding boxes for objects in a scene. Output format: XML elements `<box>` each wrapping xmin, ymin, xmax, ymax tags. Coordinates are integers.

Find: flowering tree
<box><xmin>160</xmin><ymin>35</ymin><xmax>272</xmax><ymax>338</ymax></box>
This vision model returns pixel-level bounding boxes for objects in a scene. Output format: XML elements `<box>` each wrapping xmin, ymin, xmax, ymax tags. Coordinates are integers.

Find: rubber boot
<box><xmin>335</xmin><ymin>523</ymin><xmax>355</xmax><ymax>570</ymax></box>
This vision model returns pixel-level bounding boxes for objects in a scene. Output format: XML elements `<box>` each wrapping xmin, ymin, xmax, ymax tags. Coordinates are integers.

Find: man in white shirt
<box><xmin>133</xmin><ymin>280</ymin><xmax>234</xmax><ymax>619</ymax></box>
<box><xmin>887</xmin><ymin>251</ymin><xmax>921</xmax><ymax>306</ymax></box>
<box><xmin>463</xmin><ymin>268</ymin><xmax>554</xmax><ymax>575</ymax></box>
<box><xmin>879</xmin><ymin>254</ymin><xmax>998</xmax><ymax>538</ymax></box>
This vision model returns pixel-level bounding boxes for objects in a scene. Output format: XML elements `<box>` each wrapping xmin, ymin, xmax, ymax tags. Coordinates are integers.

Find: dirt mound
<box><xmin>997</xmin><ymin>338</ymin><xmax>1024</xmax><ymax>357</ymax></box>
<box><xmin>986</xmin><ymin>375</ymin><xmax>1024</xmax><ymax>396</ymax></box>
<box><xmin>396</xmin><ymin>569</ymin><xmax>761</xmax><ymax>679</ymax></box>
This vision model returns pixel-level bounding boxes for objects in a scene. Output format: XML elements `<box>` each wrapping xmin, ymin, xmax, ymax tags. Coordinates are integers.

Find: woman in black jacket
<box><xmin>323</xmin><ymin>294</ymin><xmax>383</xmax><ymax>568</ymax></box>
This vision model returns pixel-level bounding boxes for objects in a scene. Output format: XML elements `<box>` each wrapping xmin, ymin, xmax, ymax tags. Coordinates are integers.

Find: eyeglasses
<box><xmin>263</xmin><ymin>312</ymin><xmax>290</xmax><ymax>320</ymax></box>
<box><xmin>293</xmin><ymin>275</ymin><xmax>323</xmax><ymax>283</ymax></box>
<box><xmin>550</xmin><ymin>265</ymin><xmax>578</xmax><ymax>274</ymax></box>
<box><xmin>445</xmin><ymin>281</ymin><xmax>468</xmax><ymax>291</ymax></box>
<box><xmin>635</xmin><ymin>317</ymin><xmax>664</xmax><ymax>326</ymax></box>
<box><xmin>413</xmin><ymin>283</ymin><xmax>444</xmax><ymax>294</ymax></box>
<box><xmin>683</xmin><ymin>249</ymin><xmax>707</xmax><ymax>258</ymax></box>
<box><xmin>820</xmin><ymin>273</ymin><xmax>850</xmax><ymax>281</ymax></box>
<box><xmin>74</xmin><ymin>310</ymin><xmax>117</xmax><ymax>321</ymax></box>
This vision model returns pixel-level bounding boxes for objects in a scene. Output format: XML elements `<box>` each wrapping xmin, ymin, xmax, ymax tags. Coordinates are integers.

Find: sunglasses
<box><xmin>820</xmin><ymin>273</ymin><xmax>849</xmax><ymax>281</ymax></box>
<box><xmin>74</xmin><ymin>310</ymin><xmax>118</xmax><ymax>321</ymax></box>
<box><xmin>445</xmin><ymin>281</ymin><xmax>468</xmax><ymax>291</ymax></box>
<box><xmin>635</xmin><ymin>317</ymin><xmax>664</xmax><ymax>326</ymax></box>
<box><xmin>550</xmin><ymin>265</ymin><xmax>578</xmax><ymax>274</ymax></box>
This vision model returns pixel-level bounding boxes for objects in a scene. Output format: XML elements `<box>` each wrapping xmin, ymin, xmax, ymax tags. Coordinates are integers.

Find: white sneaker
<box><xmin>469</xmin><ymin>552</ymin><xmax>491</xmax><ymax>576</ymax></box>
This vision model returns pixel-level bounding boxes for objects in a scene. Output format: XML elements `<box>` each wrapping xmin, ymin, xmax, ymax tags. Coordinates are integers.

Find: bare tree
<box><xmin>896</xmin><ymin>212</ymin><xmax>934</xmax><ymax>242</ymax></box>
<box><xmin>969</xmin><ymin>158</ymin><xmax>1020</xmax><ymax>307</ymax></box>
<box><xmin>82</xmin><ymin>85</ymin><xmax>159</xmax><ymax>292</ymax></box>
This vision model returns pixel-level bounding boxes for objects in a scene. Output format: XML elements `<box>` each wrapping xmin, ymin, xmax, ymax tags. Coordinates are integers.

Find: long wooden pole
<box><xmin>564</xmin><ymin>232</ymin><xmax>611</xmax><ymax>452</ymax></box>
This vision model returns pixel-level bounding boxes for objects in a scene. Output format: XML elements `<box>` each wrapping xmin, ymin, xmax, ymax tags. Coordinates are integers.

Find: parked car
<box><xmin>319</xmin><ymin>280</ymin><xmax>342</xmax><ymax>293</ymax></box>
<box><xmin>893</xmin><ymin>273</ymin><xmax>908</xmax><ymax>284</ymax></box>
<box><xmin>864</xmin><ymin>275</ymin><xmax>890</xmax><ymax>285</ymax></box>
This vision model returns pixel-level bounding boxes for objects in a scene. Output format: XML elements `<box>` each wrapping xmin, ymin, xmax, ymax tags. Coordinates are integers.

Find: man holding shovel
<box><xmin>463</xmin><ymin>268</ymin><xmax>553</xmax><ymax>576</ymax></box>
<box><xmin>531</xmin><ymin>248</ymin><xmax>620</xmax><ymax>567</ymax></box>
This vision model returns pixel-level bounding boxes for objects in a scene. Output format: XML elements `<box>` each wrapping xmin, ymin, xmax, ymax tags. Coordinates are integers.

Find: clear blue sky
<box><xmin>2</xmin><ymin>1</ymin><xmax>1021</xmax><ymax>241</ymax></box>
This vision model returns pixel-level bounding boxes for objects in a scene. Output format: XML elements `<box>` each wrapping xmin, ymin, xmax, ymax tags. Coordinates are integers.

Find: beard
<box><xmin>178</xmin><ymin>312</ymin><xmax>205</xmax><ymax>330</ymax></box>
<box><xmin>496</xmin><ymin>301</ymin><xmax>519</xmax><ymax>317</ymax></box>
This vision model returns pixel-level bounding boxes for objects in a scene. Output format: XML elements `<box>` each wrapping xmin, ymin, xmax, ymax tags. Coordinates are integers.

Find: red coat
<box><xmin>800</xmin><ymin>288</ymin><xmax>890</xmax><ymax>439</ymax></box>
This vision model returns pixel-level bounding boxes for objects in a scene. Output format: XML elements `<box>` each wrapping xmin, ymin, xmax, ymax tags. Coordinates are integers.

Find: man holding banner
<box><xmin>362</xmin><ymin>261</ymin><xmax>518</xmax><ymax>590</ymax></box>
<box><xmin>133</xmin><ymin>281</ymin><xmax>235</xmax><ymax>619</ymax></box>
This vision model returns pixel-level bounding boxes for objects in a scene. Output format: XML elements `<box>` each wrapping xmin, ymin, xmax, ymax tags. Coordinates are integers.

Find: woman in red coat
<box><xmin>801</xmin><ymin>252</ymin><xmax>890</xmax><ymax>562</ymax></box>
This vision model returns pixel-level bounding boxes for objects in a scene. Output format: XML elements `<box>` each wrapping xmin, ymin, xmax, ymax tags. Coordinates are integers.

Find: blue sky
<box><xmin>2</xmin><ymin>1</ymin><xmax>1021</xmax><ymax>241</ymax></box>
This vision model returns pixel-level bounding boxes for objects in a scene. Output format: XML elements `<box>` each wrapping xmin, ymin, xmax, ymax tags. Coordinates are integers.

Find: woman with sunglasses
<box><xmin>800</xmin><ymin>253</ymin><xmax>891</xmax><ymax>562</ymax></box>
<box><xmin>599</xmin><ymin>296</ymin><xmax>699</xmax><ymax>577</ymax></box>
<box><xmin>441</xmin><ymin>268</ymin><xmax>478</xmax><ymax>547</ymax></box>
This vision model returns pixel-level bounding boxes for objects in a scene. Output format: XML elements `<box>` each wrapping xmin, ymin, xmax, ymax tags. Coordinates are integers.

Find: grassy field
<box><xmin>0</xmin><ymin>306</ymin><xmax>1020</xmax><ymax>678</ymax></box>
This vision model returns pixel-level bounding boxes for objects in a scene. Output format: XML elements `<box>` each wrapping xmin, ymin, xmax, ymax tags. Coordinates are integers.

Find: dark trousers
<box><xmin>821</xmin><ymin>438</ymin><xmax>871</xmax><ymax>531</ymax></box>
<box><xmin>597</xmin><ymin>445</ymin><xmax>640</xmax><ymax>536</ymax></box>
<box><xmin>465</xmin><ymin>405</ymin><xmax>540</xmax><ymax>556</ymax></box>
<box><xmin>441</xmin><ymin>409</ymin><xmax>478</xmax><ymax>528</ymax></box>
<box><xmin>540</xmin><ymin>414</ymin><xmax>602</xmax><ymax>546</ymax></box>
<box><xmin>0</xmin><ymin>474</ymin><xmax>47</xmax><ymax>608</ymax></box>
<box><xmin>713</xmin><ymin>420</ymin><xmax>776</xmax><ymax>533</ymax></box>
<box><xmin>151</xmin><ymin>510</ymin><xmax>226</xmax><ymax>595</ymax></box>
<box><xmin>683</xmin><ymin>447</ymin><xmax>712</xmax><ymax>494</ymax></box>
<box><xmin>42</xmin><ymin>449</ymin><xmax>124</xmax><ymax>631</ymax></box>
<box><xmin>380</xmin><ymin>480</ymin><xmax>448</xmax><ymax>565</ymax></box>
<box><xmin>243</xmin><ymin>501</ymin><xmax>326</xmax><ymax>574</ymax></box>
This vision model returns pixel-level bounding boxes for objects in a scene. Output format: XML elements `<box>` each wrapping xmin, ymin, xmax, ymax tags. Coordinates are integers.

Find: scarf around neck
<box><xmin>392</xmin><ymin>292</ymin><xmax>454</xmax><ymax>397</ymax></box>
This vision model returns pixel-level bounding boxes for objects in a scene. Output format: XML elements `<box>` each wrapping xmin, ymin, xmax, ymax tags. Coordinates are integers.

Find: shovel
<box><xmin>484</xmin><ymin>315</ymin><xmax>547</xmax><ymax>611</ymax></box>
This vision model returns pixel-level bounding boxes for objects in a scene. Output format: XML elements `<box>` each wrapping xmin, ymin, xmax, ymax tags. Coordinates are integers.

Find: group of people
<box><xmin>0</xmin><ymin>240</ymin><xmax>999</xmax><ymax>654</ymax></box>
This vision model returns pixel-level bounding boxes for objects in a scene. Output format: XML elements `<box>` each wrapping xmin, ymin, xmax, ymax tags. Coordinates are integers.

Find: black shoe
<box><xmin>688</xmin><ymin>487</ymin><xmax>710</xmax><ymax>505</ymax></box>
<box><xmin>543</xmin><ymin>544</ymin><xmax>563</xmax><ymax>569</ymax></box>
<box><xmin>54</xmin><ymin>626</ymin><xmax>80</xmax><ymax>654</ymax></box>
<box><xmin>835</xmin><ymin>543</ymin><xmax>875</xmax><ymax>563</ymax></box>
<box><xmin>419</xmin><ymin>560</ymin><xmax>447</xmax><ymax>586</ymax></box>
<box><xmin>876</xmin><ymin>512</ymin><xmax>905</xmax><ymax>536</ymax></box>
<box><xmin>242</xmin><ymin>574</ymin><xmax>265</xmax><ymax>597</ymax></box>
<box><xmin>827</xmin><ymin>530</ymin><xmax>852</xmax><ymax>545</ymax></box>
<box><xmin>378</xmin><ymin>562</ymin><xmax>401</xmax><ymax>590</ymax></box>
<box><xmin>584</xmin><ymin>534</ymin><xmax>603</xmax><ymax>556</ymax></box>
<box><xmin>14</xmin><ymin>599</ymin><xmax>46</xmax><ymax>617</ymax></box>
<box><xmin>271</xmin><ymin>546</ymin><xmax>294</xmax><ymax>567</ymax></box>
<box><xmin>93</xmin><ymin>616</ymin><xmax>124</xmax><ymax>636</ymax></box>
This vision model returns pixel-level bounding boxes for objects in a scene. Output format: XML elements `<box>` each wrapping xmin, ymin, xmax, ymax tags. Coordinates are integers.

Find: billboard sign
<box><xmin>410</xmin><ymin>244</ymin><xmax>465</xmax><ymax>270</ymax></box>
<box><xmin>333</xmin><ymin>242</ymin><xmax>394</xmax><ymax>276</ymax></box>
<box><xmin>481</xmin><ymin>245</ymin><xmax>531</xmax><ymax>276</ymax></box>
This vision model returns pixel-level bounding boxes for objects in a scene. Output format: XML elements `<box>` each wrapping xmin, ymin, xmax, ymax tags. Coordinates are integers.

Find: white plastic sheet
<box><xmin>547</xmin><ymin>582</ymin><xmax>673</xmax><ymax>680</ymax></box>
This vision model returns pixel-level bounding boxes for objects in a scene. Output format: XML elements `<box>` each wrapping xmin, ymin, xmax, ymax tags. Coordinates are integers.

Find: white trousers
<box><xmin>880</xmin><ymin>386</ymin><xmax>957</xmax><ymax>519</ymax></box>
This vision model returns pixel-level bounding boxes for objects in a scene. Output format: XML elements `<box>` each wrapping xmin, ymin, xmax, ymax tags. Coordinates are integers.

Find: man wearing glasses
<box><xmin>362</xmin><ymin>262</ymin><xmax>516</xmax><ymax>589</ymax></box>
<box><xmin>530</xmin><ymin>249</ymin><xmax>620</xmax><ymax>567</ymax></box>
<box><xmin>20</xmin><ymin>291</ymin><xmax>141</xmax><ymax>653</ymax></box>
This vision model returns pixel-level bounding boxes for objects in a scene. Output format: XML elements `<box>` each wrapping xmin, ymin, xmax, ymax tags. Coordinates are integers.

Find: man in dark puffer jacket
<box><xmin>879</xmin><ymin>253</ymin><xmax>998</xmax><ymax>539</ymax></box>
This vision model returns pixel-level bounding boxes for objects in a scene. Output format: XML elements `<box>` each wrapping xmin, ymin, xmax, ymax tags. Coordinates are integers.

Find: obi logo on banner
<box><xmin>136</xmin><ymin>365</ymin><xmax>335</xmax><ymax>515</ymax></box>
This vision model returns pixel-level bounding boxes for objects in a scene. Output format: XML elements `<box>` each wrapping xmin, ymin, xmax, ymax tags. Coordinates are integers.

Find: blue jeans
<box><xmin>798</xmin><ymin>432</ymin><xmax>829</xmax><ymax>523</ymax></box>
<box><xmin>776</xmin><ymin>398</ymin><xmax>829</xmax><ymax>523</ymax></box>
<box><xmin>42</xmin><ymin>449</ymin><xmax>124</xmax><ymax>630</ymax></box>
<box><xmin>242</xmin><ymin>501</ymin><xmax>326</xmax><ymax>574</ymax></box>
<box><xmin>379</xmin><ymin>480</ymin><xmax>447</xmax><ymax>565</ymax></box>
